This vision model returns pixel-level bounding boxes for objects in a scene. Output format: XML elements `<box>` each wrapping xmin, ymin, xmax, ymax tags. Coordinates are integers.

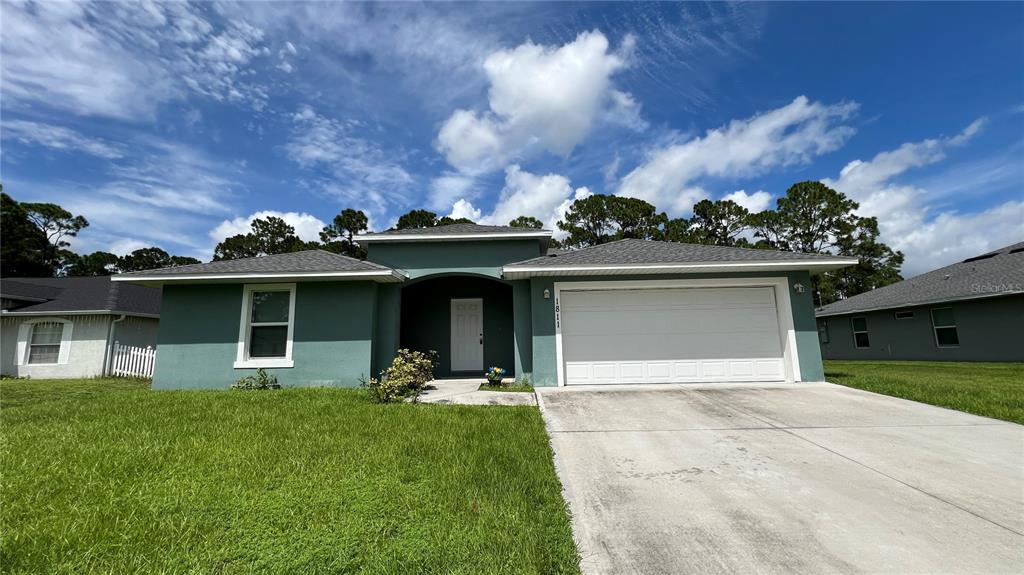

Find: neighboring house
<box><xmin>815</xmin><ymin>241</ymin><xmax>1024</xmax><ymax>361</ymax></box>
<box><xmin>1</xmin><ymin>277</ymin><xmax>161</xmax><ymax>378</ymax></box>
<box><xmin>113</xmin><ymin>223</ymin><xmax>855</xmax><ymax>389</ymax></box>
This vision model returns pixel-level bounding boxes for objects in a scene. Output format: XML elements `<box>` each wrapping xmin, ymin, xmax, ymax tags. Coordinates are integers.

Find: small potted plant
<box><xmin>485</xmin><ymin>366</ymin><xmax>506</xmax><ymax>385</ymax></box>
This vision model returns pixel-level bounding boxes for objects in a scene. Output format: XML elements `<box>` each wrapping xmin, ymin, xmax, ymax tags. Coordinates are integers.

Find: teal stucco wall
<box><xmin>527</xmin><ymin>271</ymin><xmax>826</xmax><ymax>387</ymax></box>
<box><xmin>818</xmin><ymin>294</ymin><xmax>1024</xmax><ymax>362</ymax></box>
<box><xmin>366</xmin><ymin>240</ymin><xmax>543</xmax><ymax>279</ymax></box>
<box><xmin>153</xmin><ymin>281</ymin><xmax>377</xmax><ymax>389</ymax></box>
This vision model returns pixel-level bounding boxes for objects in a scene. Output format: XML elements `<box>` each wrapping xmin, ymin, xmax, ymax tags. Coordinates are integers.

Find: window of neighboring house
<box><xmin>894</xmin><ymin>311</ymin><xmax>915</xmax><ymax>320</ymax></box>
<box><xmin>236</xmin><ymin>284</ymin><xmax>295</xmax><ymax>368</ymax></box>
<box><xmin>818</xmin><ymin>320</ymin><xmax>830</xmax><ymax>344</ymax></box>
<box><xmin>851</xmin><ymin>317</ymin><xmax>870</xmax><ymax>349</ymax></box>
<box><xmin>931</xmin><ymin>307</ymin><xmax>959</xmax><ymax>347</ymax></box>
<box><xmin>28</xmin><ymin>322</ymin><xmax>64</xmax><ymax>364</ymax></box>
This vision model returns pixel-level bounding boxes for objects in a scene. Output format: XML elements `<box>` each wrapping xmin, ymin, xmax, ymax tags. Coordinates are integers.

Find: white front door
<box><xmin>450</xmin><ymin>298</ymin><xmax>483</xmax><ymax>372</ymax></box>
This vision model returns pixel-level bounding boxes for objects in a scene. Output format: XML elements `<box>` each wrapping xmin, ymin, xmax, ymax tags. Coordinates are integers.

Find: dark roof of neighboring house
<box><xmin>816</xmin><ymin>241</ymin><xmax>1024</xmax><ymax>317</ymax></box>
<box><xmin>507</xmin><ymin>238</ymin><xmax>857</xmax><ymax>268</ymax></box>
<box><xmin>358</xmin><ymin>223</ymin><xmax>551</xmax><ymax>239</ymax></box>
<box><xmin>113</xmin><ymin>250</ymin><xmax>403</xmax><ymax>283</ymax></box>
<box><xmin>0</xmin><ymin>276</ymin><xmax>161</xmax><ymax>316</ymax></box>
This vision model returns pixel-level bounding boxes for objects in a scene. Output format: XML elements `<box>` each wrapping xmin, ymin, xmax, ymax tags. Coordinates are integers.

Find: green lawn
<box><xmin>0</xmin><ymin>379</ymin><xmax>579</xmax><ymax>574</ymax></box>
<box><xmin>824</xmin><ymin>360</ymin><xmax>1024</xmax><ymax>424</ymax></box>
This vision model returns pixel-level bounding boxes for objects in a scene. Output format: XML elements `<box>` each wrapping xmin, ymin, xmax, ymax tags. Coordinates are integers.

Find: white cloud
<box><xmin>436</xmin><ymin>30</ymin><xmax>637</xmax><ymax>173</ymax></box>
<box><xmin>722</xmin><ymin>189</ymin><xmax>773</xmax><ymax>212</ymax></box>
<box><xmin>109</xmin><ymin>238</ymin><xmax>152</xmax><ymax>257</ymax></box>
<box><xmin>210</xmin><ymin>211</ymin><xmax>327</xmax><ymax>245</ymax></box>
<box><xmin>452</xmin><ymin>165</ymin><xmax>591</xmax><ymax>234</ymax></box>
<box><xmin>447</xmin><ymin>199</ymin><xmax>482</xmax><ymax>222</ymax></box>
<box><xmin>618</xmin><ymin>96</ymin><xmax>858</xmax><ymax>214</ymax></box>
<box><xmin>1</xmin><ymin>120</ymin><xmax>123</xmax><ymax>159</ymax></box>
<box><xmin>428</xmin><ymin>173</ymin><xmax>478</xmax><ymax>211</ymax></box>
<box><xmin>286</xmin><ymin>105</ymin><xmax>414</xmax><ymax>217</ymax></box>
<box><xmin>1</xmin><ymin>1</ymin><xmax>270</xmax><ymax>120</ymax></box>
<box><xmin>823</xmin><ymin>119</ymin><xmax>1024</xmax><ymax>276</ymax></box>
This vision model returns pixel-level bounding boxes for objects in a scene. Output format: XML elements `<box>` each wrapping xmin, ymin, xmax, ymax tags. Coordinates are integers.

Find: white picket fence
<box><xmin>110</xmin><ymin>342</ymin><xmax>156</xmax><ymax>378</ymax></box>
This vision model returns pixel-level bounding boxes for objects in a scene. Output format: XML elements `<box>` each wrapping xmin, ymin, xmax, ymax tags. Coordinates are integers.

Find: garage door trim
<box><xmin>553</xmin><ymin>277</ymin><xmax>801</xmax><ymax>386</ymax></box>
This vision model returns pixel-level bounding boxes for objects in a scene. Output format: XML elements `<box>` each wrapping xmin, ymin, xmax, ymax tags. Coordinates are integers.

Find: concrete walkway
<box><xmin>537</xmin><ymin>382</ymin><xmax>1024</xmax><ymax>574</ymax></box>
<box><xmin>417</xmin><ymin>378</ymin><xmax>536</xmax><ymax>406</ymax></box>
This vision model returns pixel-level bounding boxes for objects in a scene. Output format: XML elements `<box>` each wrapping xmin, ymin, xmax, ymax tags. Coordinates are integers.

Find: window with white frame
<box><xmin>28</xmin><ymin>322</ymin><xmax>64</xmax><ymax>364</ymax></box>
<box><xmin>931</xmin><ymin>307</ymin><xmax>959</xmax><ymax>347</ymax></box>
<box><xmin>236</xmin><ymin>284</ymin><xmax>295</xmax><ymax>368</ymax></box>
<box><xmin>851</xmin><ymin>317</ymin><xmax>870</xmax><ymax>349</ymax></box>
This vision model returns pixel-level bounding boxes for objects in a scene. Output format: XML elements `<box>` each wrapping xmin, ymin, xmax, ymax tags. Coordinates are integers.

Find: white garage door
<box><xmin>560</xmin><ymin>286</ymin><xmax>786</xmax><ymax>385</ymax></box>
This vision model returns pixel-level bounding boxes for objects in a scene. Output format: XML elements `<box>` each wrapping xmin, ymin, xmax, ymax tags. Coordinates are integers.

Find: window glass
<box><xmin>854</xmin><ymin>332</ymin><xmax>870</xmax><ymax>348</ymax></box>
<box><xmin>249</xmin><ymin>325</ymin><xmax>288</xmax><ymax>358</ymax></box>
<box><xmin>818</xmin><ymin>321</ymin><xmax>829</xmax><ymax>344</ymax></box>
<box><xmin>852</xmin><ymin>317</ymin><xmax>868</xmax><ymax>332</ymax></box>
<box><xmin>28</xmin><ymin>322</ymin><xmax>63</xmax><ymax>364</ymax></box>
<box><xmin>935</xmin><ymin>327</ymin><xmax>959</xmax><ymax>346</ymax></box>
<box><xmin>251</xmin><ymin>291</ymin><xmax>290</xmax><ymax>323</ymax></box>
<box><xmin>931</xmin><ymin>308</ymin><xmax>955</xmax><ymax>327</ymax></box>
<box><xmin>894</xmin><ymin>311</ymin><xmax>914</xmax><ymax>320</ymax></box>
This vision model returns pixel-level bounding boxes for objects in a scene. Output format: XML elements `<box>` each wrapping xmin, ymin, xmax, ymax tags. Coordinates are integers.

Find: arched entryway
<box><xmin>400</xmin><ymin>274</ymin><xmax>514</xmax><ymax>378</ymax></box>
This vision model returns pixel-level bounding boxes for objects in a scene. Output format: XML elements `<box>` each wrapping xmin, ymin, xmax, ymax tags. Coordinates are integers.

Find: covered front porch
<box><xmin>393</xmin><ymin>274</ymin><xmax>530</xmax><ymax>379</ymax></box>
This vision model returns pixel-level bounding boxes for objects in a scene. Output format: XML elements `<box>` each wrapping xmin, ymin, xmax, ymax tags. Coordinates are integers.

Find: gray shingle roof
<box><xmin>361</xmin><ymin>223</ymin><xmax>550</xmax><ymax>237</ymax></box>
<box><xmin>816</xmin><ymin>241</ymin><xmax>1024</xmax><ymax>317</ymax></box>
<box><xmin>507</xmin><ymin>239</ymin><xmax>855</xmax><ymax>267</ymax></box>
<box><xmin>1</xmin><ymin>277</ymin><xmax>160</xmax><ymax>316</ymax></box>
<box><xmin>116</xmin><ymin>250</ymin><xmax>393</xmax><ymax>277</ymax></box>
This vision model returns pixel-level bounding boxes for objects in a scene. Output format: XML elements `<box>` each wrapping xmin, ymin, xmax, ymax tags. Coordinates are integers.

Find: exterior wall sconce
<box><xmin>543</xmin><ymin>288</ymin><xmax>551</xmax><ymax>299</ymax></box>
<box><xmin>793</xmin><ymin>283</ymin><xmax>805</xmax><ymax>294</ymax></box>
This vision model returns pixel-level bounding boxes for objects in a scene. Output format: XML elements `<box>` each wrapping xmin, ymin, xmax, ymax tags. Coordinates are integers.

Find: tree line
<box><xmin>1</xmin><ymin>190</ymin><xmax>201</xmax><ymax>277</ymax></box>
<box><xmin>1</xmin><ymin>180</ymin><xmax>902</xmax><ymax>305</ymax></box>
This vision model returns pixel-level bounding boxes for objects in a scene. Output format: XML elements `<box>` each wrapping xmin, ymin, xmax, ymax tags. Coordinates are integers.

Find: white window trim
<box><xmin>851</xmin><ymin>316</ymin><xmax>870</xmax><ymax>349</ymax></box>
<box><xmin>552</xmin><ymin>277</ymin><xmax>802</xmax><ymax>386</ymax></box>
<box><xmin>16</xmin><ymin>317</ymin><xmax>74</xmax><ymax>366</ymax></box>
<box><xmin>234</xmin><ymin>283</ymin><xmax>296</xmax><ymax>369</ymax></box>
<box><xmin>930</xmin><ymin>307</ymin><xmax>960</xmax><ymax>349</ymax></box>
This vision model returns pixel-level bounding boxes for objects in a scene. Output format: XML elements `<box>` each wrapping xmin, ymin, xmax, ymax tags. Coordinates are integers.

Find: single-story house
<box><xmin>1</xmin><ymin>276</ymin><xmax>161</xmax><ymax>378</ymax></box>
<box><xmin>113</xmin><ymin>224</ymin><xmax>856</xmax><ymax>389</ymax></box>
<box><xmin>815</xmin><ymin>241</ymin><xmax>1024</xmax><ymax>361</ymax></box>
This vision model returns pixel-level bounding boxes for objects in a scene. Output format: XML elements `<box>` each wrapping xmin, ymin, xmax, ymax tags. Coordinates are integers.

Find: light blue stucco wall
<box><xmin>527</xmin><ymin>270</ymin><xmax>825</xmax><ymax>387</ymax></box>
<box><xmin>153</xmin><ymin>281</ymin><xmax>377</xmax><ymax>389</ymax></box>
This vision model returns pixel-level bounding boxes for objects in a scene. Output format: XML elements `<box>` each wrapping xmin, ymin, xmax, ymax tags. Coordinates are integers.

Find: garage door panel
<box><xmin>560</xmin><ymin>286</ymin><xmax>787</xmax><ymax>385</ymax></box>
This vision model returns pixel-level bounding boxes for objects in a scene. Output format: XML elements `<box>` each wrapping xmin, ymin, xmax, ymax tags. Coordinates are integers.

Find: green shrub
<box><xmin>231</xmin><ymin>369</ymin><xmax>280</xmax><ymax>390</ymax></box>
<box><xmin>364</xmin><ymin>349</ymin><xmax>438</xmax><ymax>403</ymax></box>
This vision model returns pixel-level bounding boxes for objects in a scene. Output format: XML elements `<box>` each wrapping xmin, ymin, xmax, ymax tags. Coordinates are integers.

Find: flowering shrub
<box><xmin>485</xmin><ymin>366</ymin><xmax>506</xmax><ymax>384</ymax></box>
<box><xmin>231</xmin><ymin>369</ymin><xmax>280</xmax><ymax>390</ymax></box>
<box><xmin>364</xmin><ymin>349</ymin><xmax>439</xmax><ymax>403</ymax></box>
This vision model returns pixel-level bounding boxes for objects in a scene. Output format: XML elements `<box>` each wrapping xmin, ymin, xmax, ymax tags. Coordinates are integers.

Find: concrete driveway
<box><xmin>537</xmin><ymin>383</ymin><xmax>1024</xmax><ymax>574</ymax></box>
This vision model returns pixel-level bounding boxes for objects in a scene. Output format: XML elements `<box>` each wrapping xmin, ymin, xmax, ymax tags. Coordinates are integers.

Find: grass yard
<box><xmin>0</xmin><ymin>379</ymin><xmax>579</xmax><ymax>574</ymax></box>
<box><xmin>824</xmin><ymin>360</ymin><xmax>1024</xmax><ymax>424</ymax></box>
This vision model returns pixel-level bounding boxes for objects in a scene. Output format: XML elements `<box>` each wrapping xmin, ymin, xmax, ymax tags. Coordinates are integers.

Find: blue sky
<box><xmin>2</xmin><ymin>1</ymin><xmax>1021</xmax><ymax>276</ymax></box>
